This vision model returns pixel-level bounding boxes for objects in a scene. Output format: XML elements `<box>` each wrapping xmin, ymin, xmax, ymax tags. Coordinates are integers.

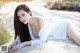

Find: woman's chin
<box><xmin>24</xmin><ymin>23</ymin><xmax>27</xmax><ymax>25</ymax></box>
<box><xmin>24</xmin><ymin>22</ymin><xmax>28</xmax><ymax>25</ymax></box>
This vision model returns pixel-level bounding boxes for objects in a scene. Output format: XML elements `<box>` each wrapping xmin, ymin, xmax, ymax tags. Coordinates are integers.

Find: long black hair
<box><xmin>14</xmin><ymin>4</ymin><xmax>32</xmax><ymax>42</ymax></box>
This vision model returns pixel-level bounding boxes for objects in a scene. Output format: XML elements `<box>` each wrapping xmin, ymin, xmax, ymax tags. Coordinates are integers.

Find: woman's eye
<box><xmin>22</xmin><ymin>14</ymin><xmax>25</xmax><ymax>16</ymax></box>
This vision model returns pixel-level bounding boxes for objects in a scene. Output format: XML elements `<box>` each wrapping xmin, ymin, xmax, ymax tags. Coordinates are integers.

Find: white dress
<box><xmin>16</xmin><ymin>19</ymin><xmax>71</xmax><ymax>45</ymax></box>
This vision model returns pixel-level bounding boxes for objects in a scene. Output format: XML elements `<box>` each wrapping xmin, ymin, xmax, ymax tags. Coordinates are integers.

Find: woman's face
<box><xmin>17</xmin><ymin>9</ymin><xmax>30</xmax><ymax>24</ymax></box>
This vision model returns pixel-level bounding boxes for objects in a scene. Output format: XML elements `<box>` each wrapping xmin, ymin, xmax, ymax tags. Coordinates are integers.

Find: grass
<box><xmin>0</xmin><ymin>25</ymin><xmax>12</xmax><ymax>45</ymax></box>
<box><xmin>0</xmin><ymin>0</ymin><xmax>80</xmax><ymax>6</ymax></box>
<box><xmin>0</xmin><ymin>0</ymin><xmax>32</xmax><ymax>3</ymax></box>
<box><xmin>0</xmin><ymin>1</ymin><xmax>5</xmax><ymax>6</ymax></box>
<box><xmin>0</xmin><ymin>0</ymin><xmax>32</xmax><ymax>6</ymax></box>
<box><xmin>49</xmin><ymin>0</ymin><xmax>80</xmax><ymax>11</ymax></box>
<box><xmin>64</xmin><ymin>0</ymin><xmax>80</xmax><ymax>2</ymax></box>
<box><xmin>0</xmin><ymin>0</ymin><xmax>30</xmax><ymax>10</ymax></box>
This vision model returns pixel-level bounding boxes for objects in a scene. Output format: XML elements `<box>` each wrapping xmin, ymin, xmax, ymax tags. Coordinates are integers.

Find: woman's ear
<box><xmin>28</xmin><ymin>11</ymin><xmax>32</xmax><ymax>16</ymax></box>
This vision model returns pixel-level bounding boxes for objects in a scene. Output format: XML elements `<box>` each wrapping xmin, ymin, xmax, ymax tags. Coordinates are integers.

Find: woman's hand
<box><xmin>8</xmin><ymin>40</ymin><xmax>16</xmax><ymax>50</ymax></box>
<box><xmin>9</xmin><ymin>43</ymin><xmax>25</xmax><ymax>52</ymax></box>
<box><xmin>8</xmin><ymin>40</ymin><xmax>17</xmax><ymax>53</ymax></box>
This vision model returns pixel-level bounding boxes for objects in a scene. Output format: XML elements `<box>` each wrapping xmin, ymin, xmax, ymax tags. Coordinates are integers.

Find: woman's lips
<box><xmin>23</xmin><ymin>20</ymin><xmax>27</xmax><ymax>24</ymax></box>
<box><xmin>22</xmin><ymin>20</ymin><xmax>26</xmax><ymax>23</ymax></box>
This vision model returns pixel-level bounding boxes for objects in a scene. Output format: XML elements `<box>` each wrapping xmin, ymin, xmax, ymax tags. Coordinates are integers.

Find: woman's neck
<box><xmin>28</xmin><ymin>17</ymin><xmax>34</xmax><ymax>25</ymax></box>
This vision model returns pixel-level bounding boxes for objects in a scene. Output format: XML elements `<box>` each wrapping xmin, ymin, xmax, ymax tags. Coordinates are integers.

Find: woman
<box><xmin>8</xmin><ymin>4</ymin><xmax>80</xmax><ymax>52</ymax></box>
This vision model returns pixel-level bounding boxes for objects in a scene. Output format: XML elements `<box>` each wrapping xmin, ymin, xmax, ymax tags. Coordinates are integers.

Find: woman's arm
<box><xmin>13</xmin><ymin>34</ymin><xmax>47</xmax><ymax>46</ymax></box>
<box><xmin>9</xmin><ymin>37</ymin><xmax>47</xmax><ymax>52</ymax></box>
<box><xmin>67</xmin><ymin>22</ymin><xmax>80</xmax><ymax>45</ymax></box>
<box><xmin>8</xmin><ymin>40</ymin><xmax>16</xmax><ymax>50</ymax></box>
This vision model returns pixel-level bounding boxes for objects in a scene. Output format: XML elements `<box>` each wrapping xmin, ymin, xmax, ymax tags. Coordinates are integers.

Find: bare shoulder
<box><xmin>33</xmin><ymin>17</ymin><xmax>44</xmax><ymax>21</ymax></box>
<box><xmin>34</xmin><ymin>17</ymin><xmax>45</xmax><ymax>28</ymax></box>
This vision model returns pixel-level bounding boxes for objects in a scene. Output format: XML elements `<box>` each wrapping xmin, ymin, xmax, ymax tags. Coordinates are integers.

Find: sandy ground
<box><xmin>13</xmin><ymin>41</ymin><xmax>80</xmax><ymax>53</ymax></box>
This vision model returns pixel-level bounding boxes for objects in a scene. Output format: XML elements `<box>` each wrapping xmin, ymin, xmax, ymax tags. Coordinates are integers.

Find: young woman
<box><xmin>8</xmin><ymin>4</ymin><xmax>80</xmax><ymax>52</ymax></box>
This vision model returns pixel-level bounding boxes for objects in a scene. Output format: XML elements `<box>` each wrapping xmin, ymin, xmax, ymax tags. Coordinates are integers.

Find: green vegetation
<box><xmin>49</xmin><ymin>0</ymin><xmax>80</xmax><ymax>11</ymax></box>
<box><xmin>0</xmin><ymin>25</ymin><xmax>11</xmax><ymax>45</ymax></box>
<box><xmin>0</xmin><ymin>1</ymin><xmax>5</xmax><ymax>6</ymax></box>
<box><xmin>64</xmin><ymin>0</ymin><xmax>80</xmax><ymax>2</ymax></box>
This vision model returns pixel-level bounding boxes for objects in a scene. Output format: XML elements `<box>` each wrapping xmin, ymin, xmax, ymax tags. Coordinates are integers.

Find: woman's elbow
<box><xmin>74</xmin><ymin>36</ymin><xmax>80</xmax><ymax>46</ymax></box>
<box><xmin>75</xmin><ymin>39</ymin><xmax>80</xmax><ymax>46</ymax></box>
<box><xmin>41</xmin><ymin>39</ymin><xmax>47</xmax><ymax>43</ymax></box>
<box><xmin>71</xmin><ymin>34</ymin><xmax>80</xmax><ymax>46</ymax></box>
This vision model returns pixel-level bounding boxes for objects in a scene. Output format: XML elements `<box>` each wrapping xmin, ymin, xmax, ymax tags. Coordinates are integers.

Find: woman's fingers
<box><xmin>8</xmin><ymin>44</ymin><xmax>13</xmax><ymax>50</ymax></box>
<box><xmin>10</xmin><ymin>45</ymin><xmax>21</xmax><ymax>52</ymax></box>
<box><xmin>9</xmin><ymin>43</ymin><xmax>24</xmax><ymax>52</ymax></box>
<box><xmin>8</xmin><ymin>43</ymin><xmax>16</xmax><ymax>52</ymax></box>
<box><xmin>10</xmin><ymin>46</ymin><xmax>17</xmax><ymax>51</ymax></box>
<box><xmin>8</xmin><ymin>40</ymin><xmax>16</xmax><ymax>50</ymax></box>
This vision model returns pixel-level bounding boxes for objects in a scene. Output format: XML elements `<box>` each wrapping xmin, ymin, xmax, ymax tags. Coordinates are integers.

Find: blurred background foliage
<box><xmin>0</xmin><ymin>0</ymin><xmax>32</xmax><ymax>6</ymax></box>
<box><xmin>0</xmin><ymin>25</ymin><xmax>12</xmax><ymax>45</ymax></box>
<box><xmin>64</xmin><ymin>0</ymin><xmax>80</xmax><ymax>2</ymax></box>
<box><xmin>0</xmin><ymin>0</ymin><xmax>80</xmax><ymax>5</ymax></box>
